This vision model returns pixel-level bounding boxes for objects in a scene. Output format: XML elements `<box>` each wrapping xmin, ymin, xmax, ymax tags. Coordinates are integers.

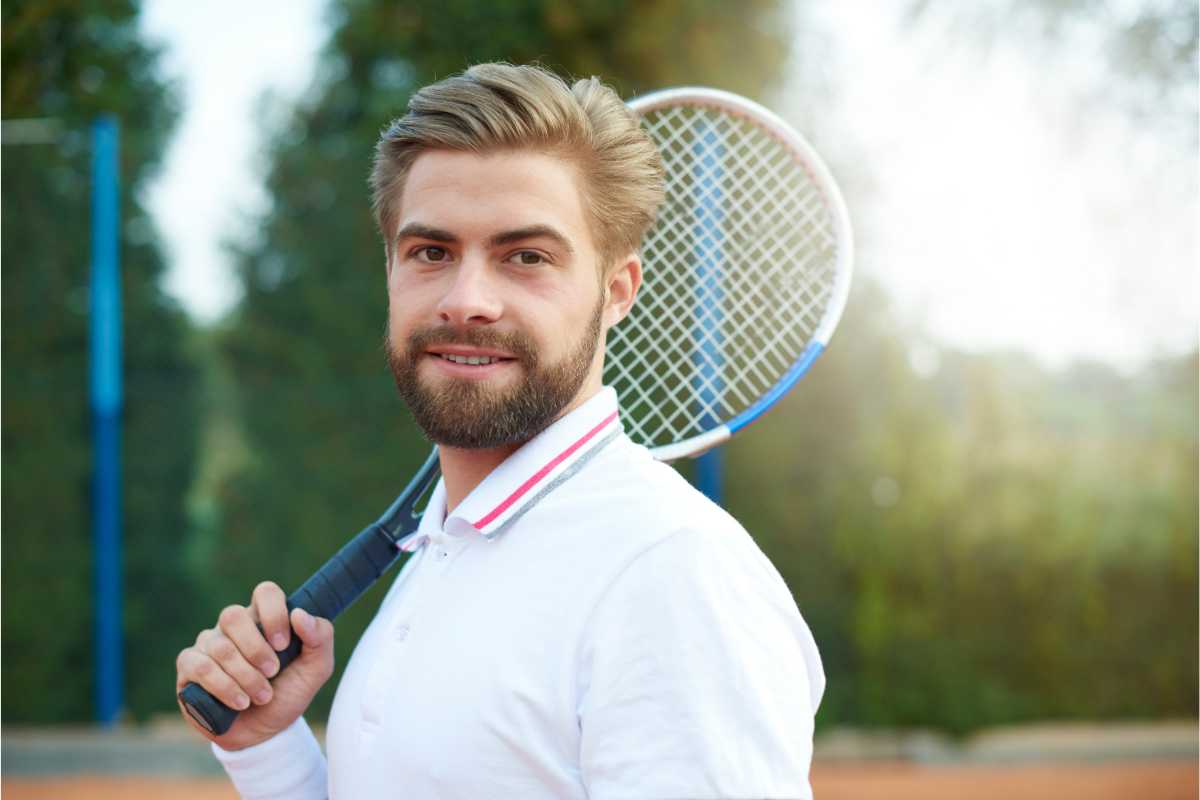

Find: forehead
<box><xmin>398</xmin><ymin>150</ymin><xmax>593</xmax><ymax>249</ymax></box>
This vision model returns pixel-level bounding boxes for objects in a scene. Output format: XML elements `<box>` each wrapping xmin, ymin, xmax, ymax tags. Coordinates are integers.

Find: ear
<box><xmin>602</xmin><ymin>252</ymin><xmax>642</xmax><ymax>330</ymax></box>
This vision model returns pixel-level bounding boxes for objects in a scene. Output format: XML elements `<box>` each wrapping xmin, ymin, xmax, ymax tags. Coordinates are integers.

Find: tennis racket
<box><xmin>179</xmin><ymin>86</ymin><xmax>852</xmax><ymax>735</ymax></box>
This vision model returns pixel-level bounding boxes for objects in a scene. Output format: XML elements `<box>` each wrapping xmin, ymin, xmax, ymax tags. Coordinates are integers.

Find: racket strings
<box><xmin>606</xmin><ymin>104</ymin><xmax>840</xmax><ymax>449</ymax></box>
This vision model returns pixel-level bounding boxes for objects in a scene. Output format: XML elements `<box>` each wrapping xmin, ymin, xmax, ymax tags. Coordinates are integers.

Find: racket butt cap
<box><xmin>179</xmin><ymin>681</ymin><xmax>236</xmax><ymax>735</ymax></box>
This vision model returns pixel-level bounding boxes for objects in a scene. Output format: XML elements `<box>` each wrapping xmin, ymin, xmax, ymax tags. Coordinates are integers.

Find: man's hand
<box><xmin>175</xmin><ymin>581</ymin><xmax>335</xmax><ymax>751</ymax></box>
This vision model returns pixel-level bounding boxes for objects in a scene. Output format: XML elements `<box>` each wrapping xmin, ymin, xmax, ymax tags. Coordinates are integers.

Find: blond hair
<box><xmin>370</xmin><ymin>62</ymin><xmax>665</xmax><ymax>265</ymax></box>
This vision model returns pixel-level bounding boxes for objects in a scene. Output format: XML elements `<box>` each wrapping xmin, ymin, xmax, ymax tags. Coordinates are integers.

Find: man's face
<box><xmin>384</xmin><ymin>149</ymin><xmax>636</xmax><ymax>449</ymax></box>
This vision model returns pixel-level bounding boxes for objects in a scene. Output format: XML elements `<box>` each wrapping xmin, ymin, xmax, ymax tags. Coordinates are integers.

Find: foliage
<box><xmin>725</xmin><ymin>279</ymin><xmax>1198</xmax><ymax>734</ymax></box>
<box><xmin>1</xmin><ymin>0</ymin><xmax>202</xmax><ymax>721</ymax></box>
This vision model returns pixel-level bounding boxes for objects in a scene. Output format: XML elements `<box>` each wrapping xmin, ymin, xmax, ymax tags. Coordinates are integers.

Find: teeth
<box><xmin>442</xmin><ymin>354</ymin><xmax>498</xmax><ymax>365</ymax></box>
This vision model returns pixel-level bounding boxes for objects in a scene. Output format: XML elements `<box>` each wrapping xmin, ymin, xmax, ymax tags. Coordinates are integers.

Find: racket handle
<box><xmin>178</xmin><ymin>522</ymin><xmax>403</xmax><ymax>736</ymax></box>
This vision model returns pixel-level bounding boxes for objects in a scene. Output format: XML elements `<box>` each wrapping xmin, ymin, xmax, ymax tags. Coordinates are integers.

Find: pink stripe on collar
<box><xmin>472</xmin><ymin>410</ymin><xmax>619</xmax><ymax>530</ymax></box>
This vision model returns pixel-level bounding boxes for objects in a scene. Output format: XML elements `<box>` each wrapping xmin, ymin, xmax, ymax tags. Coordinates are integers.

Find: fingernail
<box><xmin>271</xmin><ymin>633</ymin><xmax>288</xmax><ymax>650</ymax></box>
<box><xmin>235</xmin><ymin>693</ymin><xmax>250</xmax><ymax>710</ymax></box>
<box><xmin>255</xmin><ymin>688</ymin><xmax>272</xmax><ymax>704</ymax></box>
<box><xmin>295</xmin><ymin>609</ymin><xmax>313</xmax><ymax>634</ymax></box>
<box><xmin>259</xmin><ymin>660</ymin><xmax>278</xmax><ymax>678</ymax></box>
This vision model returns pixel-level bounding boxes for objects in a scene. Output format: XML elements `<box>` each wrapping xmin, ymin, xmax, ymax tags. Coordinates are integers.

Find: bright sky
<box><xmin>139</xmin><ymin>0</ymin><xmax>327</xmax><ymax>319</ymax></box>
<box><xmin>139</xmin><ymin>1</ymin><xmax>1197</xmax><ymax>371</ymax></box>
<box><xmin>808</xmin><ymin>4</ymin><xmax>1197</xmax><ymax>371</ymax></box>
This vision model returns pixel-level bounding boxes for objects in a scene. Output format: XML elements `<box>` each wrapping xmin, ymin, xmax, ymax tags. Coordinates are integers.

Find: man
<box><xmin>176</xmin><ymin>62</ymin><xmax>824</xmax><ymax>799</ymax></box>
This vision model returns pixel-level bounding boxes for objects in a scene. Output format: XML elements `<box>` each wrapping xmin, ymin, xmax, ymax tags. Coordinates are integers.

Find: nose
<box><xmin>436</xmin><ymin>253</ymin><xmax>502</xmax><ymax>326</ymax></box>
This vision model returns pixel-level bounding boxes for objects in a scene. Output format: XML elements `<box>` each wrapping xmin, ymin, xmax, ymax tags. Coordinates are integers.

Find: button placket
<box><xmin>392</xmin><ymin>536</ymin><xmax>463</xmax><ymax>639</ymax></box>
<box><xmin>360</xmin><ymin>541</ymin><xmax>439</xmax><ymax>724</ymax></box>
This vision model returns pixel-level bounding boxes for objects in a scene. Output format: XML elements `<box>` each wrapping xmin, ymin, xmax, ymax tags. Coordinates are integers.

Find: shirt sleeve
<box><xmin>211</xmin><ymin>716</ymin><xmax>328</xmax><ymax>800</ymax></box>
<box><xmin>577</xmin><ymin>525</ymin><xmax>825</xmax><ymax>800</ymax></box>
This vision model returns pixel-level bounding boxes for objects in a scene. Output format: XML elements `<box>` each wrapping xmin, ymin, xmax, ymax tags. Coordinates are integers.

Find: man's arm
<box><xmin>211</xmin><ymin>716</ymin><xmax>328</xmax><ymax>799</ymax></box>
<box><xmin>577</xmin><ymin>525</ymin><xmax>824</xmax><ymax>800</ymax></box>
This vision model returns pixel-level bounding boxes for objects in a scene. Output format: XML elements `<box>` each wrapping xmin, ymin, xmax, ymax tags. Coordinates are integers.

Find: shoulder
<box><xmin>574</xmin><ymin>441</ymin><xmax>825</xmax><ymax>796</ymax></box>
<box><xmin>585</xmin><ymin>435</ymin><xmax>788</xmax><ymax>583</ymax></box>
<box><xmin>571</xmin><ymin>434</ymin><xmax>812</xmax><ymax>645</ymax></box>
<box><xmin>562</xmin><ymin>432</ymin><xmax>747</xmax><ymax>542</ymax></box>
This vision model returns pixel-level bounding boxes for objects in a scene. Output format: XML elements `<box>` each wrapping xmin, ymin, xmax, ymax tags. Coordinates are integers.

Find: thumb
<box><xmin>290</xmin><ymin>607</ymin><xmax>334</xmax><ymax>653</ymax></box>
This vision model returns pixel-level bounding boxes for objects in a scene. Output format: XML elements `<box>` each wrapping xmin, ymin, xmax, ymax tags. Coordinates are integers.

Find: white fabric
<box><xmin>211</xmin><ymin>716</ymin><xmax>327</xmax><ymax>799</ymax></box>
<box><xmin>214</xmin><ymin>386</ymin><xmax>824</xmax><ymax>799</ymax></box>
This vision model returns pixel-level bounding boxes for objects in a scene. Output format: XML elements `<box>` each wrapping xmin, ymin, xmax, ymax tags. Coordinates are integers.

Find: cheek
<box><xmin>387</xmin><ymin>264</ymin><xmax>414</xmax><ymax>301</ymax></box>
<box><xmin>387</xmin><ymin>272</ymin><xmax>440</xmax><ymax>323</ymax></box>
<box><xmin>542</xmin><ymin>296</ymin><xmax>601</xmax><ymax>349</ymax></box>
<box><xmin>386</xmin><ymin>290</ymin><xmax>426</xmax><ymax>349</ymax></box>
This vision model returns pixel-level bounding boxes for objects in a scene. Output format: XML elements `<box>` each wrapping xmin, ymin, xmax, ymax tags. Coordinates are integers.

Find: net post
<box><xmin>91</xmin><ymin>114</ymin><xmax>123</xmax><ymax>727</ymax></box>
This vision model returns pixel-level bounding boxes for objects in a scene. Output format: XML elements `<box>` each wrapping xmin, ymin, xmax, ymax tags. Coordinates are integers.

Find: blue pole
<box><xmin>90</xmin><ymin>115</ymin><xmax>122</xmax><ymax>726</ymax></box>
<box><xmin>693</xmin><ymin>121</ymin><xmax>725</xmax><ymax>505</ymax></box>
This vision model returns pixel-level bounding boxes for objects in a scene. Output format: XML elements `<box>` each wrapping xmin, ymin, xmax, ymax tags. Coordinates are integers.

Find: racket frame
<box><xmin>626</xmin><ymin>87</ymin><xmax>854</xmax><ymax>461</ymax></box>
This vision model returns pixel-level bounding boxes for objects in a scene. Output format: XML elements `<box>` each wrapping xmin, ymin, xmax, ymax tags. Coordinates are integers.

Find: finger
<box><xmin>206</xmin><ymin>624</ymin><xmax>275</xmax><ymax>706</ymax></box>
<box><xmin>291</xmin><ymin>607</ymin><xmax>334</xmax><ymax>651</ymax></box>
<box><xmin>218</xmin><ymin>604</ymin><xmax>280</xmax><ymax>681</ymax></box>
<box><xmin>176</xmin><ymin>647</ymin><xmax>252</xmax><ymax>712</ymax></box>
<box><xmin>252</xmin><ymin>581</ymin><xmax>291</xmax><ymax>653</ymax></box>
<box><xmin>175</xmin><ymin>636</ymin><xmax>223</xmax><ymax>692</ymax></box>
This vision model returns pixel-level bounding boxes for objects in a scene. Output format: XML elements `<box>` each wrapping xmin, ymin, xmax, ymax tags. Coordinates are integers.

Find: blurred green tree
<box><xmin>1</xmin><ymin>0</ymin><xmax>202</xmax><ymax>721</ymax></box>
<box><xmin>208</xmin><ymin>0</ymin><xmax>797</xmax><ymax>720</ymax></box>
<box><xmin>726</xmin><ymin>277</ymin><xmax>1198</xmax><ymax>733</ymax></box>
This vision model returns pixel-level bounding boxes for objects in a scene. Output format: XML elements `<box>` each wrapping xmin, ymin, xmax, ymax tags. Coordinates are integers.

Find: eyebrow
<box><xmin>394</xmin><ymin>223</ymin><xmax>457</xmax><ymax>244</ymax></box>
<box><xmin>394</xmin><ymin>222</ymin><xmax>575</xmax><ymax>256</ymax></box>
<box><xmin>487</xmin><ymin>225</ymin><xmax>575</xmax><ymax>256</ymax></box>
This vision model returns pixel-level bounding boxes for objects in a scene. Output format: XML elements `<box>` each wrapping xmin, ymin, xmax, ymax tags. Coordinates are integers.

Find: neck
<box><xmin>436</xmin><ymin>379</ymin><xmax>605</xmax><ymax>514</ymax></box>
<box><xmin>438</xmin><ymin>443</ymin><xmax>520</xmax><ymax>515</ymax></box>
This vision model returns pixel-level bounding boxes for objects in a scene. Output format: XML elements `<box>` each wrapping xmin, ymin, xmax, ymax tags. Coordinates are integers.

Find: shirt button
<box><xmin>435</xmin><ymin>548</ymin><xmax>449</xmax><ymax>561</ymax></box>
<box><xmin>395</xmin><ymin>624</ymin><xmax>410</xmax><ymax>641</ymax></box>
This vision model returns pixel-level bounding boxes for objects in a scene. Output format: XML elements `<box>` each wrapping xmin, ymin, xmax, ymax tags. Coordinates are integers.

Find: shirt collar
<box><xmin>398</xmin><ymin>386</ymin><xmax>622</xmax><ymax>551</ymax></box>
<box><xmin>396</xmin><ymin>474</ymin><xmax>447</xmax><ymax>553</ymax></box>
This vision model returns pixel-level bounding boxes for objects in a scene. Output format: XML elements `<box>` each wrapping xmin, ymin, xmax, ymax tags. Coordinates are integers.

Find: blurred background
<box><xmin>2</xmin><ymin>0</ymin><xmax>1196</xmax><ymax>797</ymax></box>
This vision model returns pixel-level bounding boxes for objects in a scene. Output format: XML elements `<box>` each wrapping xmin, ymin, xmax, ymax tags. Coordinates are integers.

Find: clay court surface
<box><xmin>3</xmin><ymin>760</ymin><xmax>1196</xmax><ymax>799</ymax></box>
<box><xmin>4</xmin><ymin>720</ymin><xmax>1195</xmax><ymax>798</ymax></box>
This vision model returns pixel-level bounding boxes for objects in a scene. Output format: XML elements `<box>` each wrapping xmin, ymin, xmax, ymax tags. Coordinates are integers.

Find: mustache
<box><xmin>399</xmin><ymin>325</ymin><xmax>539</xmax><ymax>364</ymax></box>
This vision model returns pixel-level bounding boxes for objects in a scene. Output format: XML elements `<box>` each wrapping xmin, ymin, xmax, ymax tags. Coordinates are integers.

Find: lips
<box><xmin>422</xmin><ymin>345</ymin><xmax>520</xmax><ymax>376</ymax></box>
<box><xmin>439</xmin><ymin>353</ymin><xmax>504</xmax><ymax>366</ymax></box>
<box><xmin>425</xmin><ymin>345</ymin><xmax>518</xmax><ymax>366</ymax></box>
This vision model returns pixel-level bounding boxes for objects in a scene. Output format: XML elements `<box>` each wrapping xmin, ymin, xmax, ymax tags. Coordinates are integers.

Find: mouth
<box><xmin>423</xmin><ymin>346</ymin><xmax>520</xmax><ymax>376</ymax></box>
<box><xmin>436</xmin><ymin>353</ymin><xmax>509</xmax><ymax>366</ymax></box>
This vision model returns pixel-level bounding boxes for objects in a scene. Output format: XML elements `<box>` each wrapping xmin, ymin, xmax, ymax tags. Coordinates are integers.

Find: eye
<box><xmin>412</xmin><ymin>246</ymin><xmax>452</xmax><ymax>263</ymax></box>
<box><xmin>506</xmin><ymin>250</ymin><xmax>549</xmax><ymax>266</ymax></box>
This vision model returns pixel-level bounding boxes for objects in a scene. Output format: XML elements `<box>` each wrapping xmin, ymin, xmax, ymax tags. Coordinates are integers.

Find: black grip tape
<box><xmin>178</xmin><ymin>523</ymin><xmax>403</xmax><ymax>736</ymax></box>
<box><xmin>292</xmin><ymin>522</ymin><xmax>398</xmax><ymax>617</ymax></box>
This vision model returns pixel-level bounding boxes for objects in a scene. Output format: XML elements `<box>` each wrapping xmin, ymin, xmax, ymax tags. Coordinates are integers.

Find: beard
<box><xmin>386</xmin><ymin>300</ymin><xmax>603</xmax><ymax>449</ymax></box>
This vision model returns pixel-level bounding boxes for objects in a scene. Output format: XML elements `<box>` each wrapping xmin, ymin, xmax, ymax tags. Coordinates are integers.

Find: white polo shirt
<box><xmin>214</xmin><ymin>386</ymin><xmax>824</xmax><ymax>799</ymax></box>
